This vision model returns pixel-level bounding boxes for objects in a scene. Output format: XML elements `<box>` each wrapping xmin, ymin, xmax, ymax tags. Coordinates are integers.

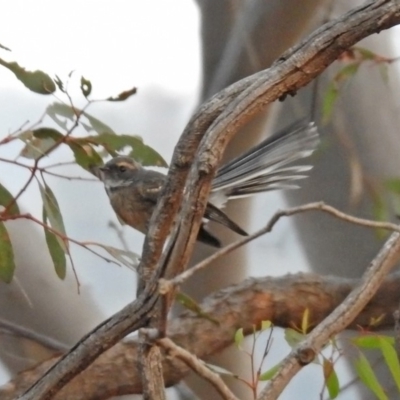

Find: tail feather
<box><xmin>210</xmin><ymin>121</ymin><xmax>319</xmax><ymax>206</ymax></box>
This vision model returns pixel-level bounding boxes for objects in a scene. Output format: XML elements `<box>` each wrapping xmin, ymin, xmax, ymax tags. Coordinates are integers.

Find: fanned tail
<box><xmin>210</xmin><ymin>121</ymin><xmax>319</xmax><ymax>207</ymax></box>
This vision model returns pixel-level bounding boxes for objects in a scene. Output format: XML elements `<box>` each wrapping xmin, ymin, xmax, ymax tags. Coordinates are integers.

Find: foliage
<box><xmin>0</xmin><ymin>52</ymin><xmax>167</xmax><ymax>282</ymax></box>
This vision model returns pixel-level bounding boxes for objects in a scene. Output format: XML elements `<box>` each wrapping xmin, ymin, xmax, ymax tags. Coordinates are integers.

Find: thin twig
<box><xmin>158</xmin><ymin>337</ymin><xmax>239</xmax><ymax>400</ymax></box>
<box><xmin>259</xmin><ymin>231</ymin><xmax>400</xmax><ymax>400</ymax></box>
<box><xmin>162</xmin><ymin>202</ymin><xmax>400</xmax><ymax>291</ymax></box>
<box><xmin>0</xmin><ymin>318</ymin><xmax>69</xmax><ymax>352</ymax></box>
<box><xmin>0</xmin><ymin>157</ymin><xmax>96</xmax><ymax>181</ymax></box>
<box><xmin>0</xmin><ymin>213</ymin><xmax>119</xmax><ymax>266</ymax></box>
<box><xmin>2</xmin><ymin>102</ymin><xmax>91</xmax><ymax>215</ymax></box>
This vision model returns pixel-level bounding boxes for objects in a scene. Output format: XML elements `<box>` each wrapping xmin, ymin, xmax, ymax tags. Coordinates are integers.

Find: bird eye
<box><xmin>118</xmin><ymin>165</ymin><xmax>127</xmax><ymax>173</ymax></box>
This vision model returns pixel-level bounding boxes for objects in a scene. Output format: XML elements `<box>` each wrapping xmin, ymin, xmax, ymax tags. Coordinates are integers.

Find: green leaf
<box><xmin>372</xmin><ymin>194</ymin><xmax>390</xmax><ymax>239</ymax></box>
<box><xmin>234</xmin><ymin>328</ymin><xmax>244</xmax><ymax>348</ymax></box>
<box><xmin>322</xmin><ymin>83</ymin><xmax>339</xmax><ymax>124</ymax></box>
<box><xmin>91</xmin><ymin>244</ymin><xmax>140</xmax><ymax>270</ymax></box>
<box><xmin>261</xmin><ymin>320</ymin><xmax>272</xmax><ymax>331</ymax></box>
<box><xmin>32</xmin><ymin>127</ymin><xmax>64</xmax><ymax>141</ymax></box>
<box><xmin>43</xmin><ymin>208</ymin><xmax>66</xmax><ymax>279</ymax></box>
<box><xmin>0</xmin><ymin>221</ymin><xmax>15</xmax><ymax>283</ymax></box>
<box><xmin>0</xmin><ymin>42</ymin><xmax>11</xmax><ymax>51</ymax></box>
<box><xmin>54</xmin><ymin>75</ymin><xmax>65</xmax><ymax>93</ymax></box>
<box><xmin>46</xmin><ymin>102</ymin><xmax>116</xmax><ymax>134</ymax></box>
<box><xmin>301</xmin><ymin>308</ymin><xmax>310</xmax><ymax>334</ymax></box>
<box><xmin>77</xmin><ymin>133</ymin><xmax>168</xmax><ymax>167</ymax></box>
<box><xmin>335</xmin><ymin>63</ymin><xmax>360</xmax><ymax>82</ymax></box>
<box><xmin>0</xmin><ymin>182</ymin><xmax>20</xmax><ymax>216</ymax></box>
<box><xmin>323</xmin><ymin>357</ymin><xmax>340</xmax><ymax>399</ymax></box>
<box><xmin>353</xmin><ymin>335</ymin><xmax>384</xmax><ymax>349</ymax></box>
<box><xmin>0</xmin><ymin>58</ymin><xmax>55</xmax><ymax>94</ymax></box>
<box><xmin>68</xmin><ymin>142</ymin><xmax>103</xmax><ymax>171</ymax></box>
<box><xmin>107</xmin><ymin>87</ymin><xmax>137</xmax><ymax>102</ymax></box>
<box><xmin>80</xmin><ymin>76</ymin><xmax>92</xmax><ymax>98</ymax></box>
<box><xmin>259</xmin><ymin>363</ymin><xmax>281</xmax><ymax>381</ymax></box>
<box><xmin>176</xmin><ymin>292</ymin><xmax>219</xmax><ymax>325</ymax></box>
<box><xmin>20</xmin><ymin>136</ymin><xmax>57</xmax><ymax>160</ymax></box>
<box><xmin>385</xmin><ymin>179</ymin><xmax>400</xmax><ymax>195</ymax></box>
<box><xmin>284</xmin><ymin>328</ymin><xmax>305</xmax><ymax>348</ymax></box>
<box><xmin>355</xmin><ymin>47</ymin><xmax>378</xmax><ymax>60</ymax></box>
<box><xmin>83</xmin><ymin>110</ymin><xmax>116</xmax><ymax>135</ymax></box>
<box><xmin>378</xmin><ymin>336</ymin><xmax>400</xmax><ymax>393</ymax></box>
<box><xmin>129</xmin><ymin>141</ymin><xmax>168</xmax><ymax>167</ymax></box>
<box><xmin>38</xmin><ymin>182</ymin><xmax>68</xmax><ymax>251</ymax></box>
<box><xmin>354</xmin><ymin>352</ymin><xmax>388</xmax><ymax>400</ymax></box>
<box><xmin>353</xmin><ymin>334</ymin><xmax>394</xmax><ymax>349</ymax></box>
<box><xmin>378</xmin><ymin>64</ymin><xmax>389</xmax><ymax>85</ymax></box>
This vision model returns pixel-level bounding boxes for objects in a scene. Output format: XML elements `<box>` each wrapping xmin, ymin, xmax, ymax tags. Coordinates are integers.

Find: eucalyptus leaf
<box><xmin>0</xmin><ymin>182</ymin><xmax>19</xmax><ymax>216</ymax></box>
<box><xmin>107</xmin><ymin>87</ymin><xmax>137</xmax><ymax>102</ymax></box>
<box><xmin>80</xmin><ymin>76</ymin><xmax>92</xmax><ymax>98</ymax></box>
<box><xmin>0</xmin><ymin>221</ymin><xmax>15</xmax><ymax>283</ymax></box>
<box><xmin>38</xmin><ymin>182</ymin><xmax>68</xmax><ymax>251</ymax></box>
<box><xmin>0</xmin><ymin>58</ymin><xmax>55</xmax><ymax>94</ymax></box>
<box><xmin>323</xmin><ymin>357</ymin><xmax>340</xmax><ymax>399</ymax></box>
<box><xmin>92</xmin><ymin>244</ymin><xmax>140</xmax><ymax>271</ymax></box>
<box><xmin>354</xmin><ymin>352</ymin><xmax>388</xmax><ymax>400</ymax></box>
<box><xmin>43</xmin><ymin>208</ymin><xmax>66</xmax><ymax>279</ymax></box>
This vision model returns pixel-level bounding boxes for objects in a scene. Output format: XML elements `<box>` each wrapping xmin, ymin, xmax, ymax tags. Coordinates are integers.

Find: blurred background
<box><xmin>1</xmin><ymin>1</ymin><xmax>400</xmax><ymax>399</ymax></box>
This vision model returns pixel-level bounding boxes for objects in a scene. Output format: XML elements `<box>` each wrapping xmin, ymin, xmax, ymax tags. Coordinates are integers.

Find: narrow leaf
<box><xmin>68</xmin><ymin>142</ymin><xmax>103</xmax><ymax>171</ymax></box>
<box><xmin>323</xmin><ymin>357</ymin><xmax>340</xmax><ymax>399</ymax></box>
<box><xmin>92</xmin><ymin>244</ymin><xmax>140</xmax><ymax>270</ymax></box>
<box><xmin>234</xmin><ymin>328</ymin><xmax>244</xmax><ymax>348</ymax></box>
<box><xmin>354</xmin><ymin>352</ymin><xmax>388</xmax><ymax>400</ymax></box>
<box><xmin>0</xmin><ymin>183</ymin><xmax>20</xmax><ymax>215</ymax></box>
<box><xmin>76</xmin><ymin>133</ymin><xmax>167</xmax><ymax>167</ymax></box>
<box><xmin>335</xmin><ymin>63</ymin><xmax>360</xmax><ymax>82</ymax></box>
<box><xmin>322</xmin><ymin>83</ymin><xmax>339</xmax><ymax>124</ymax></box>
<box><xmin>301</xmin><ymin>308</ymin><xmax>310</xmax><ymax>334</ymax></box>
<box><xmin>259</xmin><ymin>363</ymin><xmax>281</xmax><ymax>381</ymax></box>
<box><xmin>0</xmin><ymin>221</ymin><xmax>15</xmax><ymax>283</ymax></box>
<box><xmin>378</xmin><ymin>336</ymin><xmax>400</xmax><ymax>393</ymax></box>
<box><xmin>284</xmin><ymin>328</ymin><xmax>305</xmax><ymax>348</ymax></box>
<box><xmin>32</xmin><ymin>127</ymin><xmax>64</xmax><ymax>141</ymax></box>
<box><xmin>176</xmin><ymin>292</ymin><xmax>219</xmax><ymax>325</ymax></box>
<box><xmin>46</xmin><ymin>102</ymin><xmax>116</xmax><ymax>134</ymax></box>
<box><xmin>38</xmin><ymin>182</ymin><xmax>68</xmax><ymax>251</ymax></box>
<box><xmin>0</xmin><ymin>43</ymin><xmax>11</xmax><ymax>51</ymax></box>
<box><xmin>54</xmin><ymin>75</ymin><xmax>65</xmax><ymax>92</ymax></box>
<box><xmin>385</xmin><ymin>178</ymin><xmax>400</xmax><ymax>195</ymax></box>
<box><xmin>20</xmin><ymin>137</ymin><xmax>57</xmax><ymax>160</ymax></box>
<box><xmin>0</xmin><ymin>58</ymin><xmax>55</xmax><ymax>94</ymax></box>
<box><xmin>107</xmin><ymin>87</ymin><xmax>137</xmax><ymax>102</ymax></box>
<box><xmin>261</xmin><ymin>320</ymin><xmax>272</xmax><ymax>331</ymax></box>
<box><xmin>353</xmin><ymin>335</ymin><xmax>384</xmax><ymax>349</ymax></box>
<box><xmin>43</xmin><ymin>208</ymin><xmax>66</xmax><ymax>279</ymax></box>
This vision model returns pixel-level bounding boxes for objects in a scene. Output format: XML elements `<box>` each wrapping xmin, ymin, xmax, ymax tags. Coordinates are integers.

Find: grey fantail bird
<box><xmin>98</xmin><ymin>121</ymin><xmax>320</xmax><ymax>247</ymax></box>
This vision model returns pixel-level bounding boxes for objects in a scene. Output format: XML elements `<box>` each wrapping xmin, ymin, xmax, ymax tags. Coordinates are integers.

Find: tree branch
<box><xmin>11</xmin><ymin>1</ymin><xmax>400</xmax><ymax>399</ymax></box>
<box><xmin>4</xmin><ymin>270</ymin><xmax>400</xmax><ymax>400</ymax></box>
<box><xmin>260</xmin><ymin>231</ymin><xmax>400</xmax><ymax>399</ymax></box>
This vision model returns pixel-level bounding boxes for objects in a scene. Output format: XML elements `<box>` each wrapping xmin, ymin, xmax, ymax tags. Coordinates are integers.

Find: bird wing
<box><xmin>136</xmin><ymin>169</ymin><xmax>166</xmax><ymax>204</ymax></box>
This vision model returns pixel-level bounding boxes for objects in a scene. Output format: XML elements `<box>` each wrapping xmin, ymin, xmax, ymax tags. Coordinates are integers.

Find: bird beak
<box><xmin>95</xmin><ymin>166</ymin><xmax>109</xmax><ymax>181</ymax></box>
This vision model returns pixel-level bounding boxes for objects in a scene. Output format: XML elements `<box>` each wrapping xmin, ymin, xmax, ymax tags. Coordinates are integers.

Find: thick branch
<box><xmin>261</xmin><ymin>231</ymin><xmax>400</xmax><ymax>399</ymax></box>
<box><xmin>3</xmin><ymin>271</ymin><xmax>400</xmax><ymax>400</ymax></box>
<box><xmin>143</xmin><ymin>0</ymin><xmax>400</xmax><ymax>293</ymax></box>
<box><xmin>13</xmin><ymin>1</ymin><xmax>400</xmax><ymax>399</ymax></box>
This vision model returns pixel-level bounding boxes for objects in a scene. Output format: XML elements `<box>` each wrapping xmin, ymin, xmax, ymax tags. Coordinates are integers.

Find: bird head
<box><xmin>98</xmin><ymin>156</ymin><xmax>142</xmax><ymax>190</ymax></box>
